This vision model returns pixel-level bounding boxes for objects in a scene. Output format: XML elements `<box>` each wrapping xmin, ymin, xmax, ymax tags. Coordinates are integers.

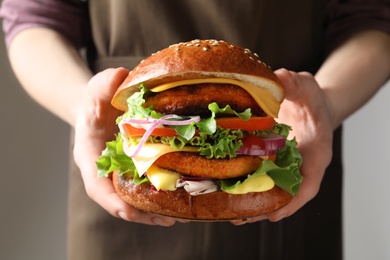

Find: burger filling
<box><xmin>97</xmin><ymin>84</ymin><xmax>302</xmax><ymax>196</ymax></box>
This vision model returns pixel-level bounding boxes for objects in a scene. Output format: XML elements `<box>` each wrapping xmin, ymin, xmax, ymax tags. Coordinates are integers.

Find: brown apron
<box><xmin>68</xmin><ymin>1</ymin><xmax>342</xmax><ymax>259</ymax></box>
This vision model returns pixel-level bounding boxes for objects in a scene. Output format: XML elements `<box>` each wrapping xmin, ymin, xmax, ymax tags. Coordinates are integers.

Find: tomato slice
<box><xmin>123</xmin><ymin>116</ymin><xmax>275</xmax><ymax>137</ymax></box>
<box><xmin>123</xmin><ymin>124</ymin><xmax>178</xmax><ymax>137</ymax></box>
<box><xmin>216</xmin><ymin>117</ymin><xmax>275</xmax><ymax>132</ymax></box>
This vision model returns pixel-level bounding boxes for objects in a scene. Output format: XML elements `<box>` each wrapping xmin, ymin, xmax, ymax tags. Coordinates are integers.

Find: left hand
<box><xmin>233</xmin><ymin>68</ymin><xmax>334</xmax><ymax>224</ymax></box>
<box><xmin>73</xmin><ymin>67</ymin><xmax>177</xmax><ymax>226</ymax></box>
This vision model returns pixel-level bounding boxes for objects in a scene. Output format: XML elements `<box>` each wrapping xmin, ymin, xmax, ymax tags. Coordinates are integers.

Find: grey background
<box><xmin>0</xmin><ymin>29</ymin><xmax>69</xmax><ymax>259</ymax></box>
<box><xmin>1</xmin><ymin>20</ymin><xmax>389</xmax><ymax>260</ymax></box>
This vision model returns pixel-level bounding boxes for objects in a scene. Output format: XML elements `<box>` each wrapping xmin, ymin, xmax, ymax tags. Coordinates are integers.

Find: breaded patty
<box><xmin>154</xmin><ymin>152</ymin><xmax>263</xmax><ymax>179</ymax></box>
<box><xmin>144</xmin><ymin>84</ymin><xmax>266</xmax><ymax>117</ymax></box>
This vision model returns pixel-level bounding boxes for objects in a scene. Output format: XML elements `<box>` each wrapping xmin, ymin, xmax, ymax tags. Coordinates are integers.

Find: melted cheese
<box><xmin>225</xmin><ymin>173</ymin><xmax>275</xmax><ymax>194</ymax></box>
<box><xmin>147</xmin><ymin>164</ymin><xmax>180</xmax><ymax>191</ymax></box>
<box><xmin>150</xmin><ymin>78</ymin><xmax>280</xmax><ymax>118</ymax></box>
<box><xmin>130</xmin><ymin>143</ymin><xmax>198</xmax><ymax>177</ymax></box>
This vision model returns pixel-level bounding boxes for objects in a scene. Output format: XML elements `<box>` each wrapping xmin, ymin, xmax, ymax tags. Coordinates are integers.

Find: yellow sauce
<box><xmin>225</xmin><ymin>172</ymin><xmax>275</xmax><ymax>194</ymax></box>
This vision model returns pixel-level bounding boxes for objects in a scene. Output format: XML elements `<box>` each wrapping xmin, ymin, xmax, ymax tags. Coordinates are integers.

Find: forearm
<box><xmin>316</xmin><ymin>30</ymin><xmax>390</xmax><ymax>129</ymax></box>
<box><xmin>8</xmin><ymin>27</ymin><xmax>93</xmax><ymax>126</ymax></box>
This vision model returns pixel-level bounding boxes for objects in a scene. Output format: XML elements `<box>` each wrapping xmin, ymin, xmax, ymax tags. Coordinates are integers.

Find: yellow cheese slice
<box><xmin>150</xmin><ymin>78</ymin><xmax>280</xmax><ymax>118</ymax></box>
<box><xmin>225</xmin><ymin>172</ymin><xmax>275</xmax><ymax>194</ymax></box>
<box><xmin>130</xmin><ymin>143</ymin><xmax>198</xmax><ymax>177</ymax></box>
<box><xmin>146</xmin><ymin>164</ymin><xmax>180</xmax><ymax>191</ymax></box>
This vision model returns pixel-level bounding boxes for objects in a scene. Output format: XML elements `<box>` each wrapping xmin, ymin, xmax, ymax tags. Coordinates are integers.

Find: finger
<box><xmin>78</xmin><ymin>67</ymin><xmax>130</xmax><ymax>136</ymax></box>
<box><xmin>79</xmin><ymin>155</ymin><xmax>175</xmax><ymax>226</ymax></box>
<box><xmin>274</xmin><ymin>68</ymin><xmax>298</xmax><ymax>100</ymax></box>
<box><xmin>145</xmin><ymin>214</ymin><xmax>177</xmax><ymax>226</ymax></box>
<box><xmin>266</xmin><ymin>142</ymin><xmax>328</xmax><ymax>223</ymax></box>
<box><xmin>266</xmin><ymin>175</ymin><xmax>320</xmax><ymax>222</ymax></box>
<box><xmin>88</xmin><ymin>67</ymin><xmax>130</xmax><ymax>102</ymax></box>
<box><xmin>231</xmin><ymin>214</ymin><xmax>268</xmax><ymax>225</ymax></box>
<box><xmin>274</xmin><ymin>68</ymin><xmax>314</xmax><ymax>102</ymax></box>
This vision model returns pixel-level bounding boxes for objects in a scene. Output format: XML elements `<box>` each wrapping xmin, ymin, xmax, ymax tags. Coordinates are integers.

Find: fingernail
<box><xmin>268</xmin><ymin>212</ymin><xmax>286</xmax><ymax>222</ymax></box>
<box><xmin>153</xmin><ymin>217</ymin><xmax>172</xmax><ymax>226</ymax></box>
<box><xmin>118</xmin><ymin>211</ymin><xmax>128</xmax><ymax>220</ymax></box>
<box><xmin>232</xmin><ymin>220</ymin><xmax>246</xmax><ymax>226</ymax></box>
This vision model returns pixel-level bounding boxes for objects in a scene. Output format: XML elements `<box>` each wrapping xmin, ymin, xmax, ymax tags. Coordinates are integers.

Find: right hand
<box><xmin>232</xmin><ymin>69</ymin><xmax>334</xmax><ymax>225</ymax></box>
<box><xmin>73</xmin><ymin>67</ymin><xmax>177</xmax><ymax>226</ymax></box>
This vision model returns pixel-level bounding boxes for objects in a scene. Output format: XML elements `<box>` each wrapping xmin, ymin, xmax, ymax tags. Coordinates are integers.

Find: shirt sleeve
<box><xmin>0</xmin><ymin>0</ymin><xmax>90</xmax><ymax>48</ymax></box>
<box><xmin>325</xmin><ymin>0</ymin><xmax>390</xmax><ymax>52</ymax></box>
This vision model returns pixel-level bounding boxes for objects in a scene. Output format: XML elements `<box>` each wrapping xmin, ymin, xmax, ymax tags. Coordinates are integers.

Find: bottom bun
<box><xmin>113</xmin><ymin>171</ymin><xmax>292</xmax><ymax>221</ymax></box>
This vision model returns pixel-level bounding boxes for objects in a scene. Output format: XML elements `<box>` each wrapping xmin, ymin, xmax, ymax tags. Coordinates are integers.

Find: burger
<box><xmin>97</xmin><ymin>39</ymin><xmax>303</xmax><ymax>221</ymax></box>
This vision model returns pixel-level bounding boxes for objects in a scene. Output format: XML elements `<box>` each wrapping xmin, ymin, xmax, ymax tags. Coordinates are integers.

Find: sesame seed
<box><xmin>203</xmin><ymin>47</ymin><xmax>208</xmax><ymax>51</ymax></box>
<box><xmin>207</xmin><ymin>39</ymin><xmax>219</xmax><ymax>46</ymax></box>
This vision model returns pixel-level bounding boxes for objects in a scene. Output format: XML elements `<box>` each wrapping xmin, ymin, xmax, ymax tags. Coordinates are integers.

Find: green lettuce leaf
<box><xmin>125</xmin><ymin>84</ymin><xmax>154</xmax><ymax>119</ymax></box>
<box><xmin>198</xmin><ymin>128</ymin><xmax>243</xmax><ymax>158</ymax></box>
<box><xmin>219</xmin><ymin>136</ymin><xmax>303</xmax><ymax>196</ymax></box>
<box><xmin>272</xmin><ymin>123</ymin><xmax>292</xmax><ymax>138</ymax></box>
<box><xmin>170</xmin><ymin>103</ymin><xmax>250</xmax><ymax>140</ymax></box>
<box><xmin>96</xmin><ymin>135</ymin><xmax>148</xmax><ymax>184</ymax></box>
<box><xmin>208</xmin><ymin>102</ymin><xmax>251</xmax><ymax>120</ymax></box>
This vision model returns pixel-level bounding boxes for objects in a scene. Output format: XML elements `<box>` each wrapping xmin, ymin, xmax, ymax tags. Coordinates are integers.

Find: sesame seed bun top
<box><xmin>111</xmin><ymin>39</ymin><xmax>284</xmax><ymax>112</ymax></box>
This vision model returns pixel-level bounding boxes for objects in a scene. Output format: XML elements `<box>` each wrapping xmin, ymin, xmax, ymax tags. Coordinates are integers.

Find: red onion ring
<box><xmin>237</xmin><ymin>134</ymin><xmax>285</xmax><ymax>156</ymax></box>
<box><xmin>121</xmin><ymin>114</ymin><xmax>201</xmax><ymax>126</ymax></box>
<box><xmin>236</xmin><ymin>147</ymin><xmax>277</xmax><ymax>156</ymax></box>
<box><xmin>263</xmin><ymin>133</ymin><xmax>286</xmax><ymax>150</ymax></box>
<box><xmin>121</xmin><ymin>115</ymin><xmax>201</xmax><ymax>157</ymax></box>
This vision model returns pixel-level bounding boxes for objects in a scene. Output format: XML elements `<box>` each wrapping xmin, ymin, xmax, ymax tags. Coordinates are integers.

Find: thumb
<box><xmin>87</xmin><ymin>67</ymin><xmax>130</xmax><ymax>102</ymax></box>
<box><xmin>274</xmin><ymin>68</ymin><xmax>314</xmax><ymax>102</ymax></box>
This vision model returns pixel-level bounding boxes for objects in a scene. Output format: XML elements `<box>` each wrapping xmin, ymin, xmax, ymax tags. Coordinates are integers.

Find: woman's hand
<box><xmin>233</xmin><ymin>68</ymin><xmax>334</xmax><ymax>224</ymax></box>
<box><xmin>73</xmin><ymin>68</ymin><xmax>176</xmax><ymax>226</ymax></box>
